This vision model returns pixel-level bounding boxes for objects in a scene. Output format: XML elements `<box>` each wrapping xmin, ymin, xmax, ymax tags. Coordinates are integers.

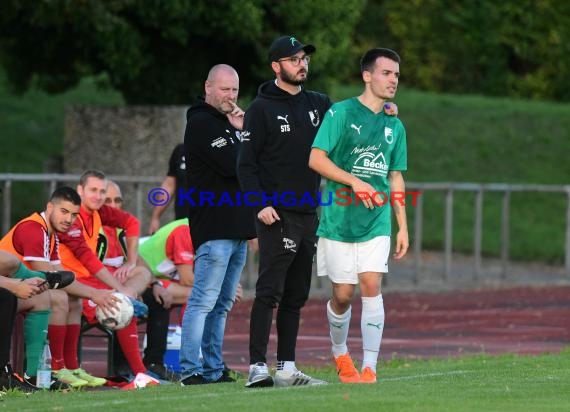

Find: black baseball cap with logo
<box><xmin>268</xmin><ymin>36</ymin><xmax>316</xmax><ymax>62</ymax></box>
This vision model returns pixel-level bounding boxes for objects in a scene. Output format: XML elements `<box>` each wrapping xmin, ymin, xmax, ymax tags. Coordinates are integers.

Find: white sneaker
<box><xmin>245</xmin><ymin>362</ymin><xmax>274</xmax><ymax>388</ymax></box>
<box><xmin>274</xmin><ymin>370</ymin><xmax>327</xmax><ymax>387</ymax></box>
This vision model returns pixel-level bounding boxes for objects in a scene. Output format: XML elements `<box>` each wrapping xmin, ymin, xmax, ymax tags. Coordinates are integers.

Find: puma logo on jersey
<box><xmin>278</xmin><ymin>115</ymin><xmax>291</xmax><ymax>132</ymax></box>
<box><xmin>351</xmin><ymin>124</ymin><xmax>362</xmax><ymax>134</ymax></box>
<box><xmin>328</xmin><ymin>108</ymin><xmax>336</xmax><ymax>117</ymax></box>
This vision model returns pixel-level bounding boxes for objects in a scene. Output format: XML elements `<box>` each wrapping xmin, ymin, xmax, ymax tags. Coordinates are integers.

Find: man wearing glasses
<box><xmin>238</xmin><ymin>35</ymin><xmax>332</xmax><ymax>388</ymax></box>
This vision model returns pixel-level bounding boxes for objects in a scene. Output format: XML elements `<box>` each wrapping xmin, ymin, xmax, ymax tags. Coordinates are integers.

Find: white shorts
<box><xmin>317</xmin><ymin>236</ymin><xmax>390</xmax><ymax>284</ymax></box>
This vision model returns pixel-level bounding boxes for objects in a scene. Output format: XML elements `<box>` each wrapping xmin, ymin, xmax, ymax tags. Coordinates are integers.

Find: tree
<box><xmin>0</xmin><ymin>0</ymin><xmax>367</xmax><ymax>104</ymax></box>
<box><xmin>356</xmin><ymin>0</ymin><xmax>570</xmax><ymax>101</ymax></box>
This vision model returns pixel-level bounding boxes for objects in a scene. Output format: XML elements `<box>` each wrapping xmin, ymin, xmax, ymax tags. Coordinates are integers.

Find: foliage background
<box><xmin>0</xmin><ymin>0</ymin><xmax>366</xmax><ymax>103</ymax></box>
<box><xmin>1</xmin><ymin>1</ymin><xmax>569</xmax><ymax>263</ymax></box>
<box><xmin>1</xmin><ymin>0</ymin><xmax>569</xmax><ymax>103</ymax></box>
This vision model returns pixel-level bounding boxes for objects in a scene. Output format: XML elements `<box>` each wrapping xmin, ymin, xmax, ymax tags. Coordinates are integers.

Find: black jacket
<box><xmin>183</xmin><ymin>97</ymin><xmax>256</xmax><ymax>250</ymax></box>
<box><xmin>237</xmin><ymin>80</ymin><xmax>332</xmax><ymax>213</ymax></box>
<box><xmin>167</xmin><ymin>143</ymin><xmax>189</xmax><ymax>219</ymax></box>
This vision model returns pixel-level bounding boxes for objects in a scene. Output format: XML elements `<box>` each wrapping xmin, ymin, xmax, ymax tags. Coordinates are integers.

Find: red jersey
<box><xmin>0</xmin><ymin>212</ymin><xmax>59</xmax><ymax>267</ymax></box>
<box><xmin>58</xmin><ymin>204</ymin><xmax>139</xmax><ymax>278</ymax></box>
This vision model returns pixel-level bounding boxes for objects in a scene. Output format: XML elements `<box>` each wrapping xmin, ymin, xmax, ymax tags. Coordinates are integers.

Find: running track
<box><xmin>81</xmin><ymin>285</ymin><xmax>570</xmax><ymax>375</ymax></box>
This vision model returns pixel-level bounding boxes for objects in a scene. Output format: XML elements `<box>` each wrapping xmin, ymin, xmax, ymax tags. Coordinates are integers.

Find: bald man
<box><xmin>178</xmin><ymin>64</ymin><xmax>256</xmax><ymax>386</ymax></box>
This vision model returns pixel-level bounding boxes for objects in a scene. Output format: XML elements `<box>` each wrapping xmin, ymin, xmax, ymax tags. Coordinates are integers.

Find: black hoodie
<box><xmin>183</xmin><ymin>97</ymin><xmax>256</xmax><ymax>250</ymax></box>
<box><xmin>237</xmin><ymin>80</ymin><xmax>332</xmax><ymax>213</ymax></box>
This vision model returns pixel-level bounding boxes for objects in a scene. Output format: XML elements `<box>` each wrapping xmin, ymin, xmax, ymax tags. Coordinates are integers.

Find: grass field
<box><xmin>1</xmin><ymin>74</ymin><xmax>569</xmax><ymax>263</ymax></box>
<box><xmin>2</xmin><ymin>350</ymin><xmax>569</xmax><ymax>411</ymax></box>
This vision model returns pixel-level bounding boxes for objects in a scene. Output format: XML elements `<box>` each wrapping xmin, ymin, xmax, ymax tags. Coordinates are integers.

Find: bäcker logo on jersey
<box><xmin>350</xmin><ymin>145</ymin><xmax>388</xmax><ymax>178</ymax></box>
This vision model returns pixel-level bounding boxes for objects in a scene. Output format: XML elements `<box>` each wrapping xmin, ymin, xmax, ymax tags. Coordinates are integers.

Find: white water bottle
<box><xmin>36</xmin><ymin>341</ymin><xmax>52</xmax><ymax>389</ymax></box>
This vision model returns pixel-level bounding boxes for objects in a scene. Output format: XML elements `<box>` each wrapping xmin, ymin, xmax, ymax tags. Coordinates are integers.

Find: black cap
<box><xmin>268</xmin><ymin>35</ymin><xmax>316</xmax><ymax>62</ymax></box>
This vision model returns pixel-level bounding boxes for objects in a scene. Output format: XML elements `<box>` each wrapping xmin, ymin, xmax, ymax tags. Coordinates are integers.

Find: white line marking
<box><xmin>382</xmin><ymin>370</ymin><xmax>472</xmax><ymax>381</ymax></box>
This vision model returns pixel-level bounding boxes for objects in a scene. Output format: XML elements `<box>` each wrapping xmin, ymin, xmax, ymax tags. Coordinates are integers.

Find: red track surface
<box><xmin>81</xmin><ymin>286</ymin><xmax>570</xmax><ymax>376</ymax></box>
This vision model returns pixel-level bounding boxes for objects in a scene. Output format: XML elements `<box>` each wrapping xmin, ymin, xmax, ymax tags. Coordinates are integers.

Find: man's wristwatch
<box><xmin>150</xmin><ymin>280</ymin><xmax>162</xmax><ymax>288</ymax></box>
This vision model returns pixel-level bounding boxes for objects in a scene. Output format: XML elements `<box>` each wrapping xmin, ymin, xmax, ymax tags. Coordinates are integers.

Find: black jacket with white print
<box><xmin>184</xmin><ymin>97</ymin><xmax>256</xmax><ymax>250</ymax></box>
<box><xmin>238</xmin><ymin>80</ymin><xmax>332</xmax><ymax>213</ymax></box>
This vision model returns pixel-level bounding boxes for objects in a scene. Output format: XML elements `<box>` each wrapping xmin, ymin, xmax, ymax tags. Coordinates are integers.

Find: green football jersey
<box><xmin>139</xmin><ymin>218</ymin><xmax>188</xmax><ymax>277</ymax></box>
<box><xmin>312</xmin><ymin>97</ymin><xmax>407</xmax><ymax>242</ymax></box>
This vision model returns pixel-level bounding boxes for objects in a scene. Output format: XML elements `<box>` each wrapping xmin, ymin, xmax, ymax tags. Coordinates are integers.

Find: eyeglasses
<box><xmin>278</xmin><ymin>55</ymin><xmax>311</xmax><ymax>66</ymax></box>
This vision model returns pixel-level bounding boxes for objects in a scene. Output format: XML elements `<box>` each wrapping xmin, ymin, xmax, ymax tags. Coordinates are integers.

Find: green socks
<box><xmin>13</xmin><ymin>263</ymin><xmax>51</xmax><ymax>376</ymax></box>
<box><xmin>13</xmin><ymin>262</ymin><xmax>45</xmax><ymax>280</ymax></box>
<box><xmin>24</xmin><ymin>310</ymin><xmax>50</xmax><ymax>376</ymax></box>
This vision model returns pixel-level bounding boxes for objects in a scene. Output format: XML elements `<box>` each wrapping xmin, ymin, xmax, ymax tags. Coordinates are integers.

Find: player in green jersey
<box><xmin>309</xmin><ymin>48</ymin><xmax>409</xmax><ymax>384</ymax></box>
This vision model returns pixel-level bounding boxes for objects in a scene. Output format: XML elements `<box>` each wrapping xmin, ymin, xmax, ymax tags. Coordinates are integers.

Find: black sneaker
<box><xmin>145</xmin><ymin>363</ymin><xmax>181</xmax><ymax>382</ymax></box>
<box><xmin>42</xmin><ymin>271</ymin><xmax>75</xmax><ymax>289</ymax></box>
<box><xmin>25</xmin><ymin>374</ymin><xmax>72</xmax><ymax>391</ymax></box>
<box><xmin>0</xmin><ymin>365</ymin><xmax>39</xmax><ymax>393</ymax></box>
<box><xmin>180</xmin><ymin>373</ymin><xmax>208</xmax><ymax>386</ymax></box>
<box><xmin>222</xmin><ymin>363</ymin><xmax>242</xmax><ymax>380</ymax></box>
<box><xmin>213</xmin><ymin>373</ymin><xmax>236</xmax><ymax>384</ymax></box>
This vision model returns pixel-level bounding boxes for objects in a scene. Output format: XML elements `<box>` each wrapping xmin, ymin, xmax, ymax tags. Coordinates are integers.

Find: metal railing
<box><xmin>1</xmin><ymin>173</ymin><xmax>162</xmax><ymax>235</ymax></box>
<box><xmin>408</xmin><ymin>182</ymin><xmax>570</xmax><ymax>281</ymax></box>
<box><xmin>2</xmin><ymin>174</ymin><xmax>569</xmax><ymax>290</ymax></box>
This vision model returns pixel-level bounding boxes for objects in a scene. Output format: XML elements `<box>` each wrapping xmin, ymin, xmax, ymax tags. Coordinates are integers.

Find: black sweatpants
<box><xmin>249</xmin><ymin>211</ymin><xmax>317</xmax><ymax>364</ymax></box>
<box><xmin>0</xmin><ymin>288</ymin><xmax>17</xmax><ymax>367</ymax></box>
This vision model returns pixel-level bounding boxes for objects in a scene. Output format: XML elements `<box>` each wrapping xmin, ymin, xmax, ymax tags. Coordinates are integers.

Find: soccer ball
<box><xmin>95</xmin><ymin>292</ymin><xmax>134</xmax><ymax>330</ymax></box>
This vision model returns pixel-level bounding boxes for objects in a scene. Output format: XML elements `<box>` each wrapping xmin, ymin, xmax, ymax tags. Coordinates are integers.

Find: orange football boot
<box><xmin>333</xmin><ymin>353</ymin><xmax>360</xmax><ymax>383</ymax></box>
<box><xmin>360</xmin><ymin>367</ymin><xmax>377</xmax><ymax>384</ymax></box>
